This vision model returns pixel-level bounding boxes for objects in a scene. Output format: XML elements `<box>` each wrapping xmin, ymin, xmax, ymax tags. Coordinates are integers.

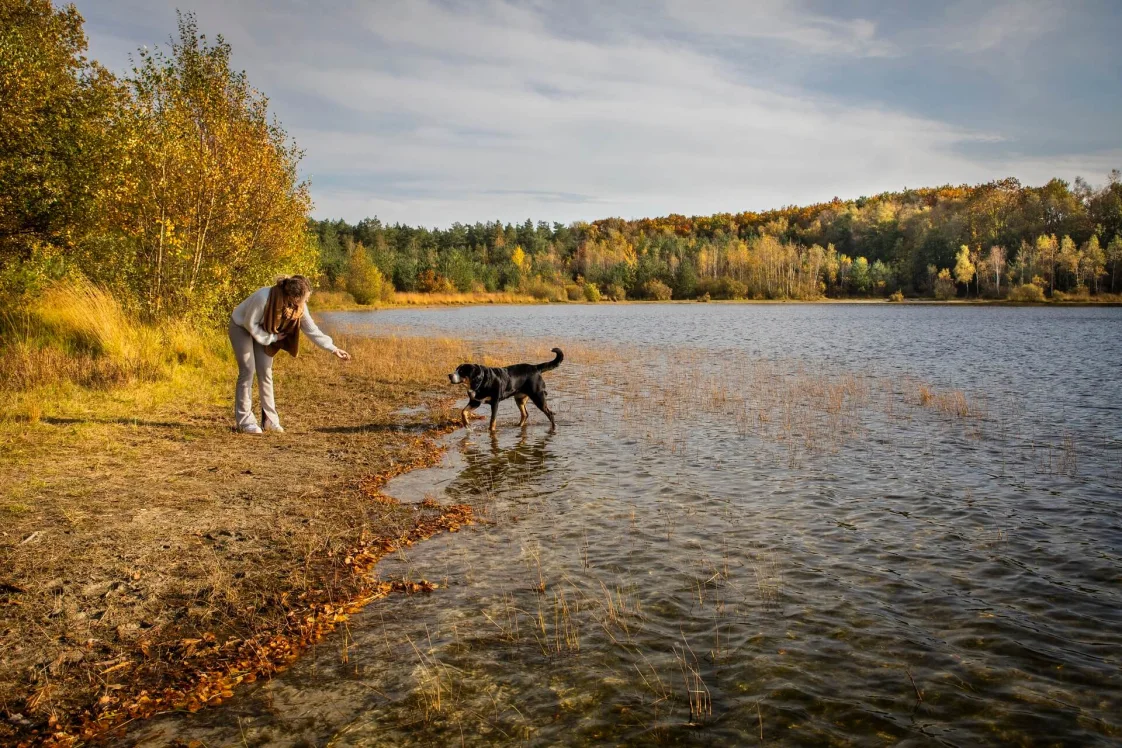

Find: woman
<box><xmin>228</xmin><ymin>275</ymin><xmax>351</xmax><ymax>433</ymax></box>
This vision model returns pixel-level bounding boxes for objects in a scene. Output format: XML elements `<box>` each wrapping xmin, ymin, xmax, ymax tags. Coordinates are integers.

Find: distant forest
<box><xmin>312</xmin><ymin>175</ymin><xmax>1122</xmax><ymax>302</ymax></box>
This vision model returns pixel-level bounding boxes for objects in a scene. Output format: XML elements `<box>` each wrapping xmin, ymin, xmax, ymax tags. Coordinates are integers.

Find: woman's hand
<box><xmin>334</xmin><ymin>348</ymin><xmax>352</xmax><ymax>361</ymax></box>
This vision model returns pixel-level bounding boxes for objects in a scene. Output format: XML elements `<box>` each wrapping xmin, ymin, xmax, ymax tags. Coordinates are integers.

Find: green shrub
<box><xmin>583</xmin><ymin>283</ymin><xmax>601</xmax><ymax>302</ymax></box>
<box><xmin>345</xmin><ymin>247</ymin><xmax>389</xmax><ymax>304</ymax></box>
<box><xmin>639</xmin><ymin>279</ymin><xmax>673</xmax><ymax>301</ymax></box>
<box><xmin>1008</xmin><ymin>283</ymin><xmax>1045</xmax><ymax>303</ymax></box>
<box><xmin>604</xmin><ymin>283</ymin><xmax>626</xmax><ymax>301</ymax></box>
<box><xmin>697</xmin><ymin>277</ymin><xmax>747</xmax><ymax>300</ymax></box>
<box><xmin>525</xmin><ymin>278</ymin><xmax>567</xmax><ymax>302</ymax></box>
<box><xmin>934</xmin><ymin>268</ymin><xmax>956</xmax><ymax>300</ymax></box>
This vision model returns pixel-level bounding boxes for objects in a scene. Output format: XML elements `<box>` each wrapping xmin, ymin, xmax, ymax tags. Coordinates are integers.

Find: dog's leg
<box><xmin>489</xmin><ymin>402</ymin><xmax>499</xmax><ymax>432</ymax></box>
<box><xmin>515</xmin><ymin>394</ymin><xmax>529</xmax><ymax>427</ymax></box>
<box><xmin>461</xmin><ymin>399</ymin><xmax>481</xmax><ymax>429</ymax></box>
<box><xmin>530</xmin><ymin>392</ymin><xmax>555</xmax><ymax>431</ymax></box>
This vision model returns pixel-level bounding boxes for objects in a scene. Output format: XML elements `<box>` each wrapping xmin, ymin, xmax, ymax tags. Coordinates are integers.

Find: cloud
<box><xmin>663</xmin><ymin>0</ymin><xmax>899</xmax><ymax>58</ymax></box>
<box><xmin>942</xmin><ymin>0</ymin><xmax>1064</xmax><ymax>54</ymax></box>
<box><xmin>280</xmin><ymin>0</ymin><xmax>990</xmax><ymax>222</ymax></box>
<box><xmin>76</xmin><ymin>0</ymin><xmax>1120</xmax><ymax>225</ymax></box>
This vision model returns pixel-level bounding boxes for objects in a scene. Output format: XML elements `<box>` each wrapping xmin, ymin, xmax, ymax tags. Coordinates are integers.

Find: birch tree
<box><xmin>953</xmin><ymin>245</ymin><xmax>976</xmax><ymax>295</ymax></box>
<box><xmin>987</xmin><ymin>245</ymin><xmax>1006</xmax><ymax>296</ymax></box>
<box><xmin>113</xmin><ymin>12</ymin><xmax>314</xmax><ymax>320</ymax></box>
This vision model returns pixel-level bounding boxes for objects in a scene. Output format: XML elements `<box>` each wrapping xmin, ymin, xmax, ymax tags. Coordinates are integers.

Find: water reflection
<box><xmin>455</xmin><ymin>430</ymin><xmax>555</xmax><ymax>497</ymax></box>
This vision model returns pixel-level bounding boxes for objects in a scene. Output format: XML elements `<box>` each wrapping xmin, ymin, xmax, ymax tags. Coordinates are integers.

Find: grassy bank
<box><xmin>0</xmin><ymin>284</ymin><xmax>479</xmax><ymax>744</ymax></box>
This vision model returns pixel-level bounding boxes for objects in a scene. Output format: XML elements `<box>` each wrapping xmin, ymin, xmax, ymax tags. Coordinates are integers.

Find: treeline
<box><xmin>1</xmin><ymin>2</ymin><xmax>313</xmax><ymax>322</ymax></box>
<box><xmin>312</xmin><ymin>174</ymin><xmax>1122</xmax><ymax>301</ymax></box>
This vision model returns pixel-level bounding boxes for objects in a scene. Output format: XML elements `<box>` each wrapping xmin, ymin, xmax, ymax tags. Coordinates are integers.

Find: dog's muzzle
<box><xmin>449</xmin><ymin>372</ymin><xmax>462</xmax><ymax>384</ymax></box>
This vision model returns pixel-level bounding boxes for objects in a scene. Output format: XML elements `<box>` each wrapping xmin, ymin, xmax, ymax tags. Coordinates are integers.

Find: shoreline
<box><xmin>313</xmin><ymin>296</ymin><xmax>1122</xmax><ymax>312</ymax></box>
<box><xmin>0</xmin><ymin>335</ymin><xmax>479</xmax><ymax>745</ymax></box>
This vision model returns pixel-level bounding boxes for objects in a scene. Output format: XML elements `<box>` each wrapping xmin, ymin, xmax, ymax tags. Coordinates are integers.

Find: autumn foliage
<box><xmin>314</xmin><ymin>175</ymin><xmax>1122</xmax><ymax>301</ymax></box>
<box><xmin>1</xmin><ymin>3</ymin><xmax>314</xmax><ymax>321</ymax></box>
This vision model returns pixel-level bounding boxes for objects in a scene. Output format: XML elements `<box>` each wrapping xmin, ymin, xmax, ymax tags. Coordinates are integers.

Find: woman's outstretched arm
<box><xmin>300</xmin><ymin>307</ymin><xmax>351</xmax><ymax>359</ymax></box>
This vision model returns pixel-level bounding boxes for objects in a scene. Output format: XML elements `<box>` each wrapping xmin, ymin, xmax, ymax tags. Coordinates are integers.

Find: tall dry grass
<box><xmin>306</xmin><ymin>289</ymin><xmax>363</xmax><ymax>311</ymax></box>
<box><xmin>0</xmin><ymin>279</ymin><xmax>225</xmax><ymax>388</ymax></box>
<box><xmin>390</xmin><ymin>290</ymin><xmax>544</xmax><ymax>306</ymax></box>
<box><xmin>308</xmin><ymin>289</ymin><xmax>547</xmax><ymax>311</ymax></box>
<box><xmin>0</xmin><ymin>279</ymin><xmax>229</xmax><ymax>420</ymax></box>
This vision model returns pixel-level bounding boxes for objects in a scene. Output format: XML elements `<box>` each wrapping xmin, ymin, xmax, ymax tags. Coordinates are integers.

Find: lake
<box><xmin>133</xmin><ymin>303</ymin><xmax>1122</xmax><ymax>745</ymax></box>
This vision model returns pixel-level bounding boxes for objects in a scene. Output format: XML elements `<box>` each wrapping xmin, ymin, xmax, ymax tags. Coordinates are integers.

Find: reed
<box><xmin>480</xmin><ymin>591</ymin><xmax>521</xmax><ymax>644</ymax></box>
<box><xmin>406</xmin><ymin>633</ymin><xmax>450</xmax><ymax>718</ymax></box>
<box><xmin>753</xmin><ymin>554</ymin><xmax>782</xmax><ymax>606</ymax></box>
<box><xmin>532</xmin><ymin>587</ymin><xmax>581</xmax><ymax>657</ymax></box>
<box><xmin>591</xmin><ymin>579</ymin><xmax>641</xmax><ymax>643</ymax></box>
<box><xmin>915</xmin><ymin>381</ymin><xmax>978</xmax><ymax>418</ymax></box>
<box><xmin>674</xmin><ymin>640</ymin><xmax>712</xmax><ymax>724</ymax></box>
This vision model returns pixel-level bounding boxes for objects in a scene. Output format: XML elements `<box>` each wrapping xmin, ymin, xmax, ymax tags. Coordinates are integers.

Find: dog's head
<box><xmin>448</xmin><ymin>363</ymin><xmax>480</xmax><ymax>386</ymax></box>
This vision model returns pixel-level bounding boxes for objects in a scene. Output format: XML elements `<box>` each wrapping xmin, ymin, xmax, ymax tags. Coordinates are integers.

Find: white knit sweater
<box><xmin>231</xmin><ymin>287</ymin><xmax>338</xmax><ymax>352</ymax></box>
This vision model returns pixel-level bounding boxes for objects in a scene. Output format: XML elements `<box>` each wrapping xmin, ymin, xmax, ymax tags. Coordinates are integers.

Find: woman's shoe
<box><xmin>239</xmin><ymin>424</ymin><xmax>263</xmax><ymax>434</ymax></box>
<box><xmin>263</xmin><ymin>422</ymin><xmax>285</xmax><ymax>433</ymax></box>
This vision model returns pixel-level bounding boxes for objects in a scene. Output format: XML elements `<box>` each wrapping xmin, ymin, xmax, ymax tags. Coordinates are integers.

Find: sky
<box><xmin>75</xmin><ymin>0</ymin><xmax>1122</xmax><ymax>227</ymax></box>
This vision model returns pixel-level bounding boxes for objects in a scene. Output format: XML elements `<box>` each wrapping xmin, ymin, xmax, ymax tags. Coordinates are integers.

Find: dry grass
<box><xmin>533</xmin><ymin>587</ymin><xmax>581</xmax><ymax>658</ymax></box>
<box><xmin>0</xmin><ymin>321</ymin><xmax>478</xmax><ymax>744</ymax></box>
<box><xmin>391</xmin><ymin>291</ymin><xmax>545</xmax><ymax>306</ymax></box>
<box><xmin>547</xmin><ymin>342</ymin><xmax>994</xmax><ymax>473</ymax></box>
<box><xmin>306</xmin><ymin>289</ymin><xmax>362</xmax><ymax>311</ymax></box>
<box><xmin>310</xmin><ymin>290</ymin><xmax>548</xmax><ymax>311</ymax></box>
<box><xmin>674</xmin><ymin>639</ymin><xmax>712</xmax><ymax>725</ymax></box>
<box><xmin>916</xmin><ymin>382</ymin><xmax>980</xmax><ymax>418</ymax></box>
<box><xmin>0</xmin><ymin>279</ymin><xmax>223</xmax><ymax>394</ymax></box>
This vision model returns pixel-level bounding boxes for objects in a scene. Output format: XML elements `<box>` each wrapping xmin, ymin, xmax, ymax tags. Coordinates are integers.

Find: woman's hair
<box><xmin>277</xmin><ymin>275</ymin><xmax>312</xmax><ymax>311</ymax></box>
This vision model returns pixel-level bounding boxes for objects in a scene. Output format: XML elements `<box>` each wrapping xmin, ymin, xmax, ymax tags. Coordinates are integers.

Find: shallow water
<box><xmin>134</xmin><ymin>304</ymin><xmax>1122</xmax><ymax>746</ymax></box>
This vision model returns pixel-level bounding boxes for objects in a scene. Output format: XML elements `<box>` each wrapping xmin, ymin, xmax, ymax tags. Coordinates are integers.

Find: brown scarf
<box><xmin>262</xmin><ymin>284</ymin><xmax>303</xmax><ymax>358</ymax></box>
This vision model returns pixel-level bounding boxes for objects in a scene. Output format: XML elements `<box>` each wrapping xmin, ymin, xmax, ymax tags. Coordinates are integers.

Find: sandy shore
<box><xmin>0</xmin><ymin>335</ymin><xmax>476</xmax><ymax>745</ymax></box>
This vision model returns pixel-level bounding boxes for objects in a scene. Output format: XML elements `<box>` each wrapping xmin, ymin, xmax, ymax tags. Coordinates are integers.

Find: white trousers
<box><xmin>228</xmin><ymin>319</ymin><xmax>280</xmax><ymax>430</ymax></box>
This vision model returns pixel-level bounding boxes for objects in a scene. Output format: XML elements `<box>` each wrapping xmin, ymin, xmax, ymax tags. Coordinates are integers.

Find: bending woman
<box><xmin>228</xmin><ymin>275</ymin><xmax>351</xmax><ymax>433</ymax></box>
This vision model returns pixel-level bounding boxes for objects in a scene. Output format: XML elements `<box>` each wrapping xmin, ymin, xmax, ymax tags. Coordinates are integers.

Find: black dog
<box><xmin>448</xmin><ymin>348</ymin><xmax>563</xmax><ymax>431</ymax></box>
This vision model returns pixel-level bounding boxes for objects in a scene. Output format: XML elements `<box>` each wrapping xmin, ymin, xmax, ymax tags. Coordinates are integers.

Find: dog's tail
<box><xmin>536</xmin><ymin>347</ymin><xmax>564</xmax><ymax>372</ymax></box>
